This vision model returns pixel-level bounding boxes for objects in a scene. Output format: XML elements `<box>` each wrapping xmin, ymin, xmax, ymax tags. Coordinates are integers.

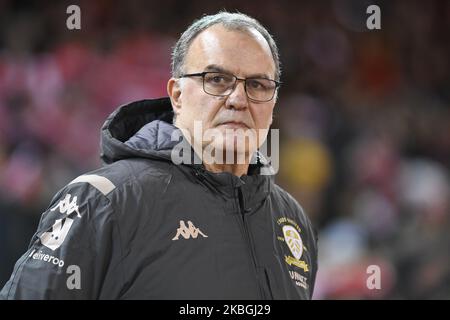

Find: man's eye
<box><xmin>212</xmin><ymin>76</ymin><xmax>225</xmax><ymax>83</ymax></box>
<box><xmin>248</xmin><ymin>80</ymin><xmax>264</xmax><ymax>89</ymax></box>
<box><xmin>207</xmin><ymin>74</ymin><xmax>233</xmax><ymax>85</ymax></box>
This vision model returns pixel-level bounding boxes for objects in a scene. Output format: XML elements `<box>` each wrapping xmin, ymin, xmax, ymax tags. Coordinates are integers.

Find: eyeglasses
<box><xmin>179</xmin><ymin>71</ymin><xmax>281</xmax><ymax>102</ymax></box>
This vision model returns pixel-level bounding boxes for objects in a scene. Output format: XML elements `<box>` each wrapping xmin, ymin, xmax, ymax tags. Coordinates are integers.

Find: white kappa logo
<box><xmin>172</xmin><ymin>220</ymin><xmax>208</xmax><ymax>240</ymax></box>
<box><xmin>50</xmin><ymin>194</ymin><xmax>81</xmax><ymax>218</ymax></box>
<box><xmin>282</xmin><ymin>225</ymin><xmax>303</xmax><ymax>260</ymax></box>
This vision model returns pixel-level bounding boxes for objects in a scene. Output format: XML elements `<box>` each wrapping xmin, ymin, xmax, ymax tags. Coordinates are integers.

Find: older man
<box><xmin>1</xmin><ymin>11</ymin><xmax>317</xmax><ymax>300</ymax></box>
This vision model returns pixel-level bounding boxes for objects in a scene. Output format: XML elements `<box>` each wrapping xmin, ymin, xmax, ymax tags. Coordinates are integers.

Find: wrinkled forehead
<box><xmin>184</xmin><ymin>24</ymin><xmax>276</xmax><ymax>79</ymax></box>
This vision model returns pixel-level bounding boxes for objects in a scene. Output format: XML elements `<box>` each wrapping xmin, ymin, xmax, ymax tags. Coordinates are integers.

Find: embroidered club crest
<box><xmin>282</xmin><ymin>225</ymin><xmax>303</xmax><ymax>260</ymax></box>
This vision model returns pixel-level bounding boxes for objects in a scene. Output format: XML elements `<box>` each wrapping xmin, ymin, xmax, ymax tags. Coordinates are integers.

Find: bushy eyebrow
<box><xmin>203</xmin><ymin>64</ymin><xmax>273</xmax><ymax>80</ymax></box>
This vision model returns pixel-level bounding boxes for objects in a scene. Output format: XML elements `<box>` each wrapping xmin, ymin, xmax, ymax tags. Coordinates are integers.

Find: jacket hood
<box><xmin>100</xmin><ymin>97</ymin><xmax>176</xmax><ymax>164</ymax></box>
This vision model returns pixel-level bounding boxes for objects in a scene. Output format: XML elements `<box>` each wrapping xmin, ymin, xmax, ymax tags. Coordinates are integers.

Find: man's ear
<box><xmin>167</xmin><ymin>78</ymin><xmax>182</xmax><ymax>117</ymax></box>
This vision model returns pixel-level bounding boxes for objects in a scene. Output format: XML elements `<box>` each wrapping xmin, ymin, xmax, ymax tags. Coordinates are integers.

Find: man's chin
<box><xmin>202</xmin><ymin>141</ymin><xmax>253</xmax><ymax>165</ymax></box>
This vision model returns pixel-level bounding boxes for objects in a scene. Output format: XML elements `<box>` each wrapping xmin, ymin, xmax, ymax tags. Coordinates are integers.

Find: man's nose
<box><xmin>225</xmin><ymin>80</ymin><xmax>249</xmax><ymax>110</ymax></box>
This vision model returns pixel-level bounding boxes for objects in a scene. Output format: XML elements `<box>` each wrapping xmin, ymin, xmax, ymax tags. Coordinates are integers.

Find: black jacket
<box><xmin>0</xmin><ymin>97</ymin><xmax>318</xmax><ymax>299</ymax></box>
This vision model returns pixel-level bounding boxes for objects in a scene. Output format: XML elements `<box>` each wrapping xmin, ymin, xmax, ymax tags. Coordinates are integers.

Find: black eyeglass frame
<box><xmin>179</xmin><ymin>71</ymin><xmax>281</xmax><ymax>102</ymax></box>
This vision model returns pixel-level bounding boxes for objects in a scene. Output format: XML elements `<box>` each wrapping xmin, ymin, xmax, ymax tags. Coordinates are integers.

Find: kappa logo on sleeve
<box><xmin>50</xmin><ymin>194</ymin><xmax>81</xmax><ymax>218</ymax></box>
<box><xmin>40</xmin><ymin>194</ymin><xmax>82</xmax><ymax>250</ymax></box>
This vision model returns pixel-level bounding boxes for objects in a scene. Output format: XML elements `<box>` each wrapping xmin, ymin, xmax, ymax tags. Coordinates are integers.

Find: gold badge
<box><xmin>282</xmin><ymin>225</ymin><xmax>303</xmax><ymax>260</ymax></box>
<box><xmin>277</xmin><ymin>217</ymin><xmax>309</xmax><ymax>273</ymax></box>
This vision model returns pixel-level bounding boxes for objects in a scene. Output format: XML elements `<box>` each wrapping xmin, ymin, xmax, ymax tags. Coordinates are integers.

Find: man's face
<box><xmin>168</xmin><ymin>24</ymin><xmax>277</xmax><ymax>160</ymax></box>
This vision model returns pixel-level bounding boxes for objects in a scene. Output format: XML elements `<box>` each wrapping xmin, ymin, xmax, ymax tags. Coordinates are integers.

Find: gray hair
<box><xmin>171</xmin><ymin>11</ymin><xmax>281</xmax><ymax>81</ymax></box>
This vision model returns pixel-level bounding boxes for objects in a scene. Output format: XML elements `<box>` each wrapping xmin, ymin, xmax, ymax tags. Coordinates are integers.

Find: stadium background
<box><xmin>0</xmin><ymin>0</ymin><xmax>449</xmax><ymax>299</ymax></box>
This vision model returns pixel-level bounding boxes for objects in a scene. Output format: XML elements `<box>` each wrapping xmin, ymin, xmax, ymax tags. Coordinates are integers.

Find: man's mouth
<box><xmin>217</xmin><ymin>121</ymin><xmax>250</xmax><ymax>129</ymax></box>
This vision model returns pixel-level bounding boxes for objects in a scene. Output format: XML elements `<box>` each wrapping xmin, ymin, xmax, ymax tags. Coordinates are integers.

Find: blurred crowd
<box><xmin>0</xmin><ymin>0</ymin><xmax>449</xmax><ymax>299</ymax></box>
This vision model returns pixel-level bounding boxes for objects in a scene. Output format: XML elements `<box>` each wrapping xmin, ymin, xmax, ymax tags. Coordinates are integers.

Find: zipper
<box><xmin>236</xmin><ymin>185</ymin><xmax>266</xmax><ymax>300</ymax></box>
<box><xmin>192</xmin><ymin>167</ymin><xmax>271</xmax><ymax>298</ymax></box>
<box><xmin>192</xmin><ymin>167</ymin><xmax>229</xmax><ymax>200</ymax></box>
